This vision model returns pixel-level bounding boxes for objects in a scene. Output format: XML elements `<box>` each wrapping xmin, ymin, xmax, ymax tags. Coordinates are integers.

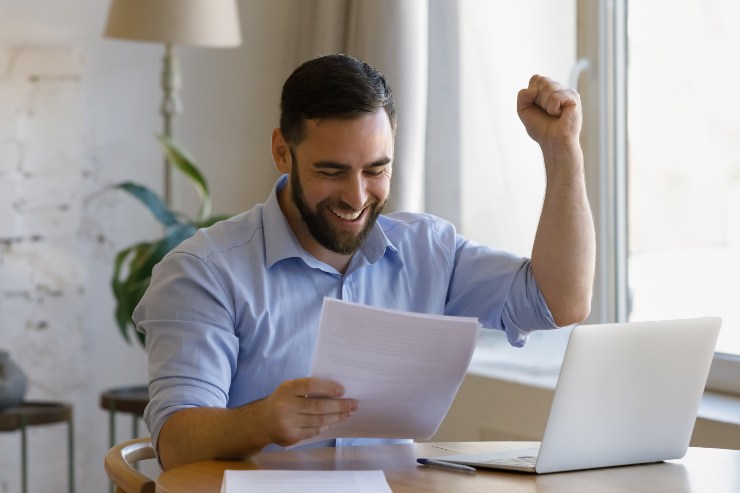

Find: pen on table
<box><xmin>417</xmin><ymin>458</ymin><xmax>477</xmax><ymax>474</ymax></box>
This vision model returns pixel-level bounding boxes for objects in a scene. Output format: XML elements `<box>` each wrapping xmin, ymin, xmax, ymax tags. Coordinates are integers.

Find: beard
<box><xmin>290</xmin><ymin>159</ymin><xmax>385</xmax><ymax>255</ymax></box>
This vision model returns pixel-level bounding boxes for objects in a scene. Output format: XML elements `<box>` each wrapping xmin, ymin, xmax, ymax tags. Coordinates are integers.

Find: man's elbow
<box><xmin>552</xmin><ymin>300</ymin><xmax>591</xmax><ymax>328</ymax></box>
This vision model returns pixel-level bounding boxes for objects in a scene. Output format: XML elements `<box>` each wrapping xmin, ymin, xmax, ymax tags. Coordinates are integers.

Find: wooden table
<box><xmin>0</xmin><ymin>401</ymin><xmax>74</xmax><ymax>493</ymax></box>
<box><xmin>156</xmin><ymin>441</ymin><xmax>740</xmax><ymax>492</ymax></box>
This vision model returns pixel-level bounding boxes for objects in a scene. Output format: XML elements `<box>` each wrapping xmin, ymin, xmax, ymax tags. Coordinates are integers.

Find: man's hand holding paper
<box><xmin>295</xmin><ymin>298</ymin><xmax>481</xmax><ymax>446</ymax></box>
<box><xmin>258</xmin><ymin>377</ymin><xmax>358</xmax><ymax>447</ymax></box>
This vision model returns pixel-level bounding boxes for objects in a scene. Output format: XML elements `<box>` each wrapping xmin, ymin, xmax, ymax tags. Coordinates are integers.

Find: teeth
<box><xmin>330</xmin><ymin>207</ymin><xmax>362</xmax><ymax>221</ymax></box>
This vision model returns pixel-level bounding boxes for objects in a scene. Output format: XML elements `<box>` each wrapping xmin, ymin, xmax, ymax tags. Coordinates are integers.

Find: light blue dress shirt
<box><xmin>134</xmin><ymin>174</ymin><xmax>557</xmax><ymax>455</ymax></box>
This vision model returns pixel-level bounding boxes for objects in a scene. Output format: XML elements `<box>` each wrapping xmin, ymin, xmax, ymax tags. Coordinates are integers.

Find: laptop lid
<box><xmin>435</xmin><ymin>317</ymin><xmax>721</xmax><ymax>474</ymax></box>
<box><xmin>535</xmin><ymin>316</ymin><xmax>721</xmax><ymax>473</ymax></box>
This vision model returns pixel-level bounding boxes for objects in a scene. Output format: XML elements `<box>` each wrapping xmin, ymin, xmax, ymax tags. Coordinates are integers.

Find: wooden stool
<box><xmin>0</xmin><ymin>401</ymin><xmax>74</xmax><ymax>493</ymax></box>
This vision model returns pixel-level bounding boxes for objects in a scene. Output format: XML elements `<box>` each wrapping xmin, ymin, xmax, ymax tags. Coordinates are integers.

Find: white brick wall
<box><xmin>0</xmin><ymin>3</ymin><xmax>299</xmax><ymax>490</ymax></box>
<box><xmin>0</xmin><ymin>46</ymin><xmax>92</xmax><ymax>493</ymax></box>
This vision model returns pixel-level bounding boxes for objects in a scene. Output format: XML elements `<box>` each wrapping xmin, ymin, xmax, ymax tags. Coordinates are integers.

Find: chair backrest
<box><xmin>104</xmin><ymin>437</ymin><xmax>156</xmax><ymax>493</ymax></box>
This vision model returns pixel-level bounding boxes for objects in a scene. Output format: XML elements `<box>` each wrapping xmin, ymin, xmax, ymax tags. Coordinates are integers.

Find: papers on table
<box><xmin>220</xmin><ymin>470</ymin><xmax>392</xmax><ymax>493</ymax></box>
<box><xmin>299</xmin><ymin>298</ymin><xmax>481</xmax><ymax>445</ymax></box>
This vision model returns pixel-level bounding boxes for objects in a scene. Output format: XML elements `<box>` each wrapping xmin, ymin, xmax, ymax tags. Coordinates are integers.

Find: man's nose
<box><xmin>340</xmin><ymin>174</ymin><xmax>369</xmax><ymax>210</ymax></box>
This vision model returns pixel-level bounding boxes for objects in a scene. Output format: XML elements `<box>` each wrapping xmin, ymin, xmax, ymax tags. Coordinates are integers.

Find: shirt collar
<box><xmin>262</xmin><ymin>174</ymin><xmax>398</xmax><ymax>270</ymax></box>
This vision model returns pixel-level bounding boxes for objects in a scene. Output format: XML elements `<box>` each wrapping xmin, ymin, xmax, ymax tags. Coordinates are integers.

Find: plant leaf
<box><xmin>111</xmin><ymin>242</ymin><xmax>149</xmax><ymax>343</ymax></box>
<box><xmin>156</xmin><ymin>134</ymin><xmax>212</xmax><ymax>221</ymax></box>
<box><xmin>114</xmin><ymin>181</ymin><xmax>180</xmax><ymax>228</ymax></box>
<box><xmin>129</xmin><ymin>223</ymin><xmax>198</xmax><ymax>283</ymax></box>
<box><xmin>196</xmin><ymin>214</ymin><xmax>232</xmax><ymax>228</ymax></box>
<box><xmin>111</xmin><ymin>223</ymin><xmax>199</xmax><ymax>346</ymax></box>
<box><xmin>106</xmin><ymin>136</ymin><xmax>230</xmax><ymax>348</ymax></box>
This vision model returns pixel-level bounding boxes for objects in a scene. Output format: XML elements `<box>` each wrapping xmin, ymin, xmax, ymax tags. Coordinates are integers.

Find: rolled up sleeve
<box><xmin>446</xmin><ymin>236</ymin><xmax>557</xmax><ymax>347</ymax></box>
<box><xmin>134</xmin><ymin>250</ymin><xmax>239</xmax><ymax>455</ymax></box>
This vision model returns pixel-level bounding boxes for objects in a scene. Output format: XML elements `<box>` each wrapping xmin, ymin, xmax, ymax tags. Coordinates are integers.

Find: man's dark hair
<box><xmin>280</xmin><ymin>54</ymin><xmax>396</xmax><ymax>146</ymax></box>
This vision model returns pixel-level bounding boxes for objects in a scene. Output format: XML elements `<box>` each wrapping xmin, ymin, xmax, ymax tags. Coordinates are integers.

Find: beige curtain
<box><xmin>292</xmin><ymin>0</ymin><xmax>429</xmax><ymax>213</ymax></box>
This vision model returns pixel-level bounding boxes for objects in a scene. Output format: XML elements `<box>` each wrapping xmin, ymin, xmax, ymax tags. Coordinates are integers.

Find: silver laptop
<box><xmin>434</xmin><ymin>317</ymin><xmax>721</xmax><ymax>474</ymax></box>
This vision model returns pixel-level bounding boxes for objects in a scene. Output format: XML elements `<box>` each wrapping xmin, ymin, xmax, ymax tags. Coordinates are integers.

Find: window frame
<box><xmin>576</xmin><ymin>0</ymin><xmax>628</xmax><ymax>325</ymax></box>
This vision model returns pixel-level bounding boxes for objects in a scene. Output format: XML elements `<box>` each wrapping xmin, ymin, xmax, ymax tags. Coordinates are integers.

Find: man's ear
<box><xmin>271</xmin><ymin>128</ymin><xmax>291</xmax><ymax>174</ymax></box>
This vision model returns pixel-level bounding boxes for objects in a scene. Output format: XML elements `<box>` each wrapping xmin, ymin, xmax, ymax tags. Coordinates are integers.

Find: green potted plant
<box><xmin>110</xmin><ymin>135</ymin><xmax>230</xmax><ymax>345</ymax></box>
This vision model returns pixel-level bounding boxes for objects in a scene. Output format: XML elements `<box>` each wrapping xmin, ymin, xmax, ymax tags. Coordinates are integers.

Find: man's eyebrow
<box><xmin>313</xmin><ymin>157</ymin><xmax>392</xmax><ymax>170</ymax></box>
<box><xmin>313</xmin><ymin>161</ymin><xmax>351</xmax><ymax>171</ymax></box>
<box><xmin>368</xmin><ymin>157</ymin><xmax>393</xmax><ymax>168</ymax></box>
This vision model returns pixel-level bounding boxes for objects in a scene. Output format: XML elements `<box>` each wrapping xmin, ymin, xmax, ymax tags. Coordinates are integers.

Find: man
<box><xmin>134</xmin><ymin>54</ymin><xmax>595</xmax><ymax>469</ymax></box>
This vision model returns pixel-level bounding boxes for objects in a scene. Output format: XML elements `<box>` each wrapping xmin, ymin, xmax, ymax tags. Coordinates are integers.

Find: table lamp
<box><xmin>103</xmin><ymin>0</ymin><xmax>242</xmax><ymax>206</ymax></box>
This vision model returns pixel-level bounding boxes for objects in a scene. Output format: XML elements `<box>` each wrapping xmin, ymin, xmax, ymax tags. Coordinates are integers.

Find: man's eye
<box><xmin>365</xmin><ymin>169</ymin><xmax>386</xmax><ymax>177</ymax></box>
<box><xmin>319</xmin><ymin>171</ymin><xmax>343</xmax><ymax>178</ymax></box>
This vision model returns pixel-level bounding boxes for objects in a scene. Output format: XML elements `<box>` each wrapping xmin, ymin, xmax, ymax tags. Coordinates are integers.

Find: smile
<box><xmin>329</xmin><ymin>206</ymin><xmax>363</xmax><ymax>221</ymax></box>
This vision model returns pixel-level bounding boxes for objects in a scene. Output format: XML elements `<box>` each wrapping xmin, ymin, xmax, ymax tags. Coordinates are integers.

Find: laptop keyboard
<box><xmin>480</xmin><ymin>455</ymin><xmax>538</xmax><ymax>467</ymax></box>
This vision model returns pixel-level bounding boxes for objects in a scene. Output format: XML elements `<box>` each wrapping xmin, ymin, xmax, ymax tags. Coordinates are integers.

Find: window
<box><xmin>625</xmin><ymin>0</ymin><xmax>740</xmax><ymax>391</ymax></box>
<box><xmin>428</xmin><ymin>0</ymin><xmax>576</xmax><ymax>359</ymax></box>
<box><xmin>427</xmin><ymin>0</ymin><xmax>575</xmax><ymax>361</ymax></box>
<box><xmin>626</xmin><ymin>1</ymin><xmax>740</xmax><ymax>357</ymax></box>
<box><xmin>430</xmin><ymin>1</ymin><xmax>740</xmax><ymax>393</ymax></box>
<box><xmin>456</xmin><ymin>0</ymin><xmax>576</xmax><ymax>256</ymax></box>
<box><xmin>579</xmin><ymin>0</ymin><xmax>740</xmax><ymax>393</ymax></box>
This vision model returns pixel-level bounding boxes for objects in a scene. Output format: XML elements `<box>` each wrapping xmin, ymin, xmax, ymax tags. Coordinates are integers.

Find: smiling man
<box><xmin>277</xmin><ymin>111</ymin><xmax>393</xmax><ymax>268</ymax></box>
<box><xmin>134</xmin><ymin>54</ymin><xmax>595</xmax><ymax>470</ymax></box>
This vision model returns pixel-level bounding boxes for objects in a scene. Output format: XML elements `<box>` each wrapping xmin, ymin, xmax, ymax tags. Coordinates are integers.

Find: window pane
<box><xmin>459</xmin><ymin>0</ymin><xmax>575</xmax><ymax>254</ymax></box>
<box><xmin>458</xmin><ymin>0</ymin><xmax>575</xmax><ymax>350</ymax></box>
<box><xmin>627</xmin><ymin>1</ymin><xmax>740</xmax><ymax>355</ymax></box>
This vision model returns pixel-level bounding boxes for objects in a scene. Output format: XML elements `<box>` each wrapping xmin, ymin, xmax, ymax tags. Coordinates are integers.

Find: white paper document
<box><xmin>300</xmin><ymin>298</ymin><xmax>481</xmax><ymax>445</ymax></box>
<box><xmin>220</xmin><ymin>470</ymin><xmax>392</xmax><ymax>493</ymax></box>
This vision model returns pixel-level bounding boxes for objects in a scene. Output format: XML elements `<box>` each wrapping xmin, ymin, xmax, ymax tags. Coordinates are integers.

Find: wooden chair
<box><xmin>104</xmin><ymin>437</ymin><xmax>156</xmax><ymax>493</ymax></box>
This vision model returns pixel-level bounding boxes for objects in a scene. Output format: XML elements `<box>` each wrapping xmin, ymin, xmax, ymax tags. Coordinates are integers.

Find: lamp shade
<box><xmin>104</xmin><ymin>0</ymin><xmax>241</xmax><ymax>47</ymax></box>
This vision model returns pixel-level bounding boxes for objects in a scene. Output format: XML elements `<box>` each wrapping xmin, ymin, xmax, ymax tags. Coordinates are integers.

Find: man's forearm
<box><xmin>531</xmin><ymin>145</ymin><xmax>595</xmax><ymax>327</ymax></box>
<box><xmin>155</xmin><ymin>377</ymin><xmax>356</xmax><ymax>470</ymax></box>
<box><xmin>157</xmin><ymin>402</ymin><xmax>272</xmax><ymax>470</ymax></box>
